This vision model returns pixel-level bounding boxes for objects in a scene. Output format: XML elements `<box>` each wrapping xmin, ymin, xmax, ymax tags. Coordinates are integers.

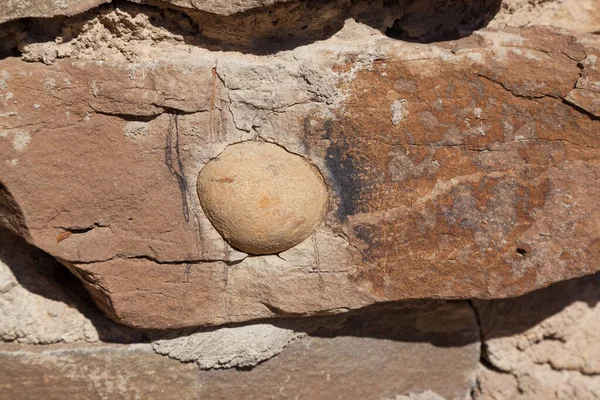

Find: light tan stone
<box><xmin>491</xmin><ymin>0</ymin><xmax>600</xmax><ymax>33</ymax></box>
<box><xmin>473</xmin><ymin>273</ymin><xmax>600</xmax><ymax>400</ymax></box>
<box><xmin>197</xmin><ymin>141</ymin><xmax>328</xmax><ymax>254</ymax></box>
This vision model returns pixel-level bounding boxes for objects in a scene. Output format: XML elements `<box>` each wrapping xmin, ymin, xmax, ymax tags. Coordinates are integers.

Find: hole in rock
<box><xmin>516</xmin><ymin>248</ymin><xmax>528</xmax><ymax>257</ymax></box>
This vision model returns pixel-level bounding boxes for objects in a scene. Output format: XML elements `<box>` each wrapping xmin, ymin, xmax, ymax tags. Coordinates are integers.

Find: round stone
<box><xmin>197</xmin><ymin>141</ymin><xmax>328</xmax><ymax>255</ymax></box>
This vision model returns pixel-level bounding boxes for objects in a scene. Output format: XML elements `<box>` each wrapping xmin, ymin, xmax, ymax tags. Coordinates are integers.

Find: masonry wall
<box><xmin>0</xmin><ymin>0</ymin><xmax>599</xmax><ymax>399</ymax></box>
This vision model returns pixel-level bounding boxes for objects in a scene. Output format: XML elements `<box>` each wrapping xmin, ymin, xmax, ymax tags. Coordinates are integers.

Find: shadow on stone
<box><xmin>0</xmin><ymin>0</ymin><xmax>503</xmax><ymax>58</ymax></box>
<box><xmin>1</xmin><ymin>223</ymin><xmax>599</xmax><ymax>347</ymax></box>
<box><xmin>473</xmin><ymin>272</ymin><xmax>600</xmax><ymax>340</ymax></box>
<box><xmin>0</xmin><ymin>226</ymin><xmax>148</xmax><ymax>343</ymax></box>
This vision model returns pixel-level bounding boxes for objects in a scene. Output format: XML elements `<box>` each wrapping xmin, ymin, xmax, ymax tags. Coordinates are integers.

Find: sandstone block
<box><xmin>0</xmin><ymin>301</ymin><xmax>480</xmax><ymax>400</ymax></box>
<box><xmin>1</xmin><ymin>3</ymin><xmax>600</xmax><ymax>328</ymax></box>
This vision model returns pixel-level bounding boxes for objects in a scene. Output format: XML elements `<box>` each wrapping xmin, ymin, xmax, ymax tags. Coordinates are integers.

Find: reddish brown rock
<box><xmin>1</xmin><ymin>23</ymin><xmax>600</xmax><ymax>329</ymax></box>
<box><xmin>0</xmin><ymin>343</ymin><xmax>203</xmax><ymax>399</ymax></box>
<box><xmin>566</xmin><ymin>48</ymin><xmax>600</xmax><ymax>118</ymax></box>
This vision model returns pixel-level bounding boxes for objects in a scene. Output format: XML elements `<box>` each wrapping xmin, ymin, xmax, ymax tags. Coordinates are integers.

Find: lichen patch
<box><xmin>11</xmin><ymin>130</ymin><xmax>31</xmax><ymax>151</ymax></box>
<box><xmin>124</xmin><ymin>121</ymin><xmax>150</xmax><ymax>139</ymax></box>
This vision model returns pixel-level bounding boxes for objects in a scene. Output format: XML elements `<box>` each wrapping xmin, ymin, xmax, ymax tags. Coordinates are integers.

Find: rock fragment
<box><xmin>1</xmin><ymin>11</ymin><xmax>600</xmax><ymax>329</ymax></box>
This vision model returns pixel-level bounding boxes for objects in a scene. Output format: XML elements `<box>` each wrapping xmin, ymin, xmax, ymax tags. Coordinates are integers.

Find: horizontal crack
<box><xmin>59</xmin><ymin>254</ymin><xmax>247</xmax><ymax>266</ymax></box>
<box><xmin>563</xmin><ymin>97</ymin><xmax>600</xmax><ymax>121</ymax></box>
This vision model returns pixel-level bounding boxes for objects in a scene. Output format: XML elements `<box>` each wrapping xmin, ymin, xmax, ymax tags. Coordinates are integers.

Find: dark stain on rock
<box><xmin>304</xmin><ymin>116</ymin><xmax>364</xmax><ymax>221</ymax></box>
<box><xmin>353</xmin><ymin>224</ymin><xmax>374</xmax><ymax>246</ymax></box>
<box><xmin>322</xmin><ymin>119</ymin><xmax>334</xmax><ymax>140</ymax></box>
<box><xmin>353</xmin><ymin>223</ymin><xmax>381</xmax><ymax>263</ymax></box>
<box><xmin>0</xmin><ymin>183</ymin><xmax>31</xmax><ymax>239</ymax></box>
<box><xmin>325</xmin><ymin>135</ymin><xmax>363</xmax><ymax>222</ymax></box>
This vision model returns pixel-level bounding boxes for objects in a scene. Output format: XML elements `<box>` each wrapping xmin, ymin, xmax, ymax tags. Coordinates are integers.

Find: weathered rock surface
<box><xmin>152</xmin><ymin>323</ymin><xmax>302</xmax><ymax>369</ymax></box>
<box><xmin>0</xmin><ymin>0</ymin><xmax>243</xmax><ymax>24</ymax></box>
<box><xmin>137</xmin><ymin>0</ymin><xmax>298</xmax><ymax>16</ymax></box>
<box><xmin>0</xmin><ymin>227</ymin><xmax>480</xmax><ymax>398</ymax></box>
<box><xmin>473</xmin><ymin>272</ymin><xmax>600</xmax><ymax>400</ymax></box>
<box><xmin>491</xmin><ymin>0</ymin><xmax>600</xmax><ymax>33</ymax></box>
<box><xmin>0</xmin><ymin>301</ymin><xmax>480</xmax><ymax>399</ymax></box>
<box><xmin>0</xmin><ymin>0</ymin><xmax>502</xmax><ymax>47</ymax></box>
<box><xmin>566</xmin><ymin>51</ymin><xmax>600</xmax><ymax>118</ymax></box>
<box><xmin>1</xmin><ymin>1</ymin><xmax>599</xmax><ymax>397</ymax></box>
<box><xmin>0</xmin><ymin>0</ymin><xmax>108</xmax><ymax>24</ymax></box>
<box><xmin>0</xmin><ymin>343</ymin><xmax>204</xmax><ymax>400</ymax></box>
<box><xmin>1</xmin><ymin>4</ymin><xmax>600</xmax><ymax>328</ymax></box>
<box><xmin>0</xmin><ymin>227</ymin><xmax>99</xmax><ymax>344</ymax></box>
<box><xmin>0</xmin><ymin>228</ymin><xmax>482</xmax><ymax>399</ymax></box>
<box><xmin>1</xmin><ymin>187</ymin><xmax>599</xmax><ymax>398</ymax></box>
<box><xmin>187</xmin><ymin>303</ymin><xmax>480</xmax><ymax>400</ymax></box>
<box><xmin>0</xmin><ymin>227</ymin><xmax>144</xmax><ymax>344</ymax></box>
<box><xmin>197</xmin><ymin>141</ymin><xmax>328</xmax><ymax>254</ymax></box>
<box><xmin>0</xmin><ymin>0</ymin><xmax>299</xmax><ymax>23</ymax></box>
<box><xmin>3</xmin><ymin>0</ymin><xmax>599</xmax><ymax>37</ymax></box>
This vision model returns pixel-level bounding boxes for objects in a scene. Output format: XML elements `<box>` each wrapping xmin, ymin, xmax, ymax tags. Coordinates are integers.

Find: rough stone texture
<box><xmin>2</xmin><ymin>0</ymin><xmax>599</xmax><ymax>37</ymax></box>
<box><xmin>156</xmin><ymin>302</ymin><xmax>480</xmax><ymax>400</ymax></box>
<box><xmin>1</xmin><ymin>0</ymin><xmax>505</xmax><ymax>57</ymax></box>
<box><xmin>473</xmin><ymin>273</ymin><xmax>600</xmax><ymax>400</ymax></box>
<box><xmin>0</xmin><ymin>227</ymin><xmax>481</xmax><ymax>398</ymax></box>
<box><xmin>491</xmin><ymin>0</ymin><xmax>600</xmax><ymax>33</ymax></box>
<box><xmin>0</xmin><ymin>0</ymin><xmax>109</xmax><ymax>24</ymax></box>
<box><xmin>136</xmin><ymin>0</ymin><xmax>298</xmax><ymax>16</ymax></box>
<box><xmin>1</xmin><ymin>1</ymin><xmax>599</xmax><ymax>397</ymax></box>
<box><xmin>2</xmin><ymin>223</ymin><xmax>599</xmax><ymax>399</ymax></box>
<box><xmin>0</xmin><ymin>343</ymin><xmax>204</xmax><ymax>399</ymax></box>
<box><xmin>0</xmin><ymin>227</ymin><xmax>144</xmax><ymax>344</ymax></box>
<box><xmin>152</xmin><ymin>323</ymin><xmax>302</xmax><ymax>369</ymax></box>
<box><xmin>1</xmin><ymin>2</ymin><xmax>600</xmax><ymax>328</ymax></box>
<box><xmin>0</xmin><ymin>302</ymin><xmax>480</xmax><ymax>399</ymax></box>
<box><xmin>197</xmin><ymin>141</ymin><xmax>328</xmax><ymax>254</ymax></box>
<box><xmin>0</xmin><ymin>0</ymin><xmax>299</xmax><ymax>23</ymax></box>
<box><xmin>393</xmin><ymin>393</ymin><xmax>447</xmax><ymax>400</ymax></box>
<box><xmin>566</xmin><ymin>51</ymin><xmax>600</xmax><ymax>118</ymax></box>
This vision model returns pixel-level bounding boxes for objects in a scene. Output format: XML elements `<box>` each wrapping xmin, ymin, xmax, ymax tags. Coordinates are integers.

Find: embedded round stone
<box><xmin>197</xmin><ymin>141</ymin><xmax>328</xmax><ymax>255</ymax></box>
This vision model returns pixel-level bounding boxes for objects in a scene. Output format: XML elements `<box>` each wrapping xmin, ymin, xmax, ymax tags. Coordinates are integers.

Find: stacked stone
<box><xmin>0</xmin><ymin>0</ymin><xmax>599</xmax><ymax>398</ymax></box>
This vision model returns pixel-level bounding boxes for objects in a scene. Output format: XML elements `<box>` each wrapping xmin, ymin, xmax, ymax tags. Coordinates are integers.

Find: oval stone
<box><xmin>197</xmin><ymin>141</ymin><xmax>328</xmax><ymax>255</ymax></box>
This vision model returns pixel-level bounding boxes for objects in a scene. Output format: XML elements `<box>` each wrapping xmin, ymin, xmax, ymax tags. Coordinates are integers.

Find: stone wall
<box><xmin>1</xmin><ymin>225</ymin><xmax>598</xmax><ymax>399</ymax></box>
<box><xmin>0</xmin><ymin>0</ymin><xmax>599</xmax><ymax>398</ymax></box>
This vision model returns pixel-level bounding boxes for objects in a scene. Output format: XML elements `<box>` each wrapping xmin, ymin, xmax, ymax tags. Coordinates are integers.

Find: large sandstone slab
<box><xmin>0</xmin><ymin>302</ymin><xmax>480</xmax><ymax>400</ymax></box>
<box><xmin>0</xmin><ymin>344</ymin><xmax>204</xmax><ymax>399</ymax></box>
<box><xmin>0</xmin><ymin>225</ymin><xmax>480</xmax><ymax>400</ymax></box>
<box><xmin>2</xmin><ymin>14</ymin><xmax>600</xmax><ymax>328</ymax></box>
